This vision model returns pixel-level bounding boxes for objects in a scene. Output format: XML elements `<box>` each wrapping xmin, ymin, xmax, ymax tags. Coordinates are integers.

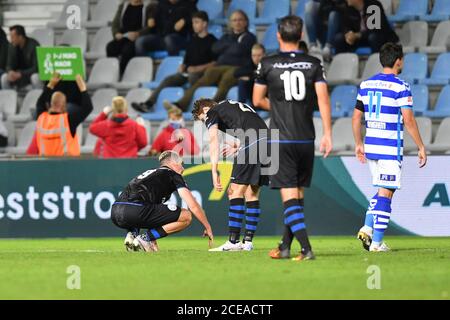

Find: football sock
<box><xmin>130</xmin><ymin>228</ymin><xmax>140</xmax><ymax>237</ymax></box>
<box><xmin>279</xmin><ymin>225</ymin><xmax>294</xmax><ymax>251</ymax></box>
<box><xmin>364</xmin><ymin>193</ymin><xmax>378</xmax><ymax>229</ymax></box>
<box><xmin>228</xmin><ymin>198</ymin><xmax>245</xmax><ymax>244</ymax></box>
<box><xmin>372</xmin><ymin>196</ymin><xmax>392</xmax><ymax>245</ymax></box>
<box><xmin>145</xmin><ymin>227</ymin><xmax>168</xmax><ymax>241</ymax></box>
<box><xmin>283</xmin><ymin>199</ymin><xmax>312</xmax><ymax>253</ymax></box>
<box><xmin>244</xmin><ymin>200</ymin><xmax>260</xmax><ymax>242</ymax></box>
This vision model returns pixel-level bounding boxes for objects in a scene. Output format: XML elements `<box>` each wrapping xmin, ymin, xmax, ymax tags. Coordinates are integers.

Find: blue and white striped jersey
<box><xmin>356</xmin><ymin>73</ymin><xmax>413</xmax><ymax>161</ymax></box>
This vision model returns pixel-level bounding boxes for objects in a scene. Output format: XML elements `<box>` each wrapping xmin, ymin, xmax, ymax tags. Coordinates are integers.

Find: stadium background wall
<box><xmin>0</xmin><ymin>156</ymin><xmax>448</xmax><ymax>238</ymax></box>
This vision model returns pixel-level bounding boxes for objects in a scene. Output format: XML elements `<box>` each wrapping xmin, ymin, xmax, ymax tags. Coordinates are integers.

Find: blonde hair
<box><xmin>112</xmin><ymin>96</ymin><xmax>128</xmax><ymax>114</ymax></box>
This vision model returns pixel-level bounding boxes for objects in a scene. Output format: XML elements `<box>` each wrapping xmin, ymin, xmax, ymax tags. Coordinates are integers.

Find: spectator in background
<box><xmin>34</xmin><ymin>73</ymin><xmax>93</xmax><ymax>157</ymax></box>
<box><xmin>90</xmin><ymin>97</ymin><xmax>147</xmax><ymax>158</ymax></box>
<box><xmin>149</xmin><ymin>104</ymin><xmax>199</xmax><ymax>156</ymax></box>
<box><xmin>107</xmin><ymin>0</ymin><xmax>157</xmax><ymax>74</ymax></box>
<box><xmin>164</xmin><ymin>10</ymin><xmax>256</xmax><ymax>112</ymax></box>
<box><xmin>132</xmin><ymin>10</ymin><xmax>216</xmax><ymax>113</ymax></box>
<box><xmin>0</xmin><ymin>112</ymin><xmax>8</xmax><ymax>147</ymax></box>
<box><xmin>334</xmin><ymin>0</ymin><xmax>398</xmax><ymax>54</ymax></box>
<box><xmin>305</xmin><ymin>0</ymin><xmax>345</xmax><ymax>61</ymax></box>
<box><xmin>1</xmin><ymin>25</ymin><xmax>40</xmax><ymax>89</ymax></box>
<box><xmin>0</xmin><ymin>28</ymin><xmax>8</xmax><ymax>81</ymax></box>
<box><xmin>135</xmin><ymin>0</ymin><xmax>198</xmax><ymax>57</ymax></box>
<box><xmin>234</xmin><ymin>43</ymin><xmax>265</xmax><ymax>105</ymax></box>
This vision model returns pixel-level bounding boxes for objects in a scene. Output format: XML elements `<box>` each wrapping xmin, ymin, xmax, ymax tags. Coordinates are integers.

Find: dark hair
<box><xmin>278</xmin><ymin>15</ymin><xmax>303</xmax><ymax>43</ymax></box>
<box><xmin>9</xmin><ymin>25</ymin><xmax>26</xmax><ymax>38</ymax></box>
<box><xmin>192</xmin><ymin>10</ymin><xmax>209</xmax><ymax>23</ymax></box>
<box><xmin>298</xmin><ymin>40</ymin><xmax>308</xmax><ymax>53</ymax></box>
<box><xmin>379</xmin><ymin>42</ymin><xmax>404</xmax><ymax>68</ymax></box>
<box><xmin>192</xmin><ymin>98</ymin><xmax>217</xmax><ymax>121</ymax></box>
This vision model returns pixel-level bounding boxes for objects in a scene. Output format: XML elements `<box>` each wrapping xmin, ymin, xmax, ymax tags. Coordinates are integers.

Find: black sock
<box><xmin>145</xmin><ymin>226</ymin><xmax>168</xmax><ymax>241</ymax></box>
<box><xmin>283</xmin><ymin>199</ymin><xmax>311</xmax><ymax>253</ymax></box>
<box><xmin>244</xmin><ymin>200</ymin><xmax>260</xmax><ymax>242</ymax></box>
<box><xmin>228</xmin><ymin>198</ymin><xmax>245</xmax><ymax>244</ymax></box>
<box><xmin>279</xmin><ymin>225</ymin><xmax>294</xmax><ymax>251</ymax></box>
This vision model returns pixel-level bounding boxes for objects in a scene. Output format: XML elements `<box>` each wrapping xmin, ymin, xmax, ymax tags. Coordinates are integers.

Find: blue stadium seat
<box><xmin>248</xmin><ymin>24</ymin><xmax>256</xmax><ymax>35</ymax></box>
<box><xmin>254</xmin><ymin>0</ymin><xmax>290</xmax><ymax>25</ymax></box>
<box><xmin>213</xmin><ymin>0</ymin><xmax>257</xmax><ymax>24</ymax></box>
<box><xmin>149</xmin><ymin>51</ymin><xmax>169</xmax><ymax>60</ymax></box>
<box><xmin>401</xmin><ymin>53</ymin><xmax>428</xmax><ymax>84</ymax></box>
<box><xmin>208</xmin><ymin>25</ymin><xmax>223</xmax><ymax>39</ymax></box>
<box><xmin>142</xmin><ymin>56</ymin><xmax>183</xmax><ymax>89</ymax></box>
<box><xmin>410</xmin><ymin>84</ymin><xmax>429</xmax><ymax>115</ymax></box>
<box><xmin>330</xmin><ymin>85</ymin><xmax>358</xmax><ymax>117</ymax></box>
<box><xmin>389</xmin><ymin>0</ymin><xmax>428</xmax><ymax>22</ymax></box>
<box><xmin>226</xmin><ymin>86</ymin><xmax>239</xmax><ymax>101</ymax></box>
<box><xmin>355</xmin><ymin>47</ymin><xmax>372</xmax><ymax>56</ymax></box>
<box><xmin>295</xmin><ymin>0</ymin><xmax>310</xmax><ymax>19</ymax></box>
<box><xmin>197</xmin><ymin>0</ymin><xmax>224</xmax><ymax>20</ymax></box>
<box><xmin>142</xmin><ymin>87</ymin><xmax>184</xmax><ymax>121</ymax></box>
<box><xmin>420</xmin><ymin>0</ymin><xmax>450</xmax><ymax>22</ymax></box>
<box><xmin>183</xmin><ymin>86</ymin><xmax>218</xmax><ymax>120</ymax></box>
<box><xmin>262</xmin><ymin>23</ymin><xmax>278</xmax><ymax>53</ymax></box>
<box><xmin>419</xmin><ymin>53</ymin><xmax>450</xmax><ymax>85</ymax></box>
<box><xmin>424</xmin><ymin>85</ymin><xmax>450</xmax><ymax>118</ymax></box>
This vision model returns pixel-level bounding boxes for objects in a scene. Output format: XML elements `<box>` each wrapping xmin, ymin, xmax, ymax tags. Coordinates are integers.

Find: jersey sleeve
<box><xmin>355</xmin><ymin>87</ymin><xmax>365</xmax><ymax>112</ymax></box>
<box><xmin>254</xmin><ymin>59</ymin><xmax>268</xmax><ymax>85</ymax></box>
<box><xmin>205</xmin><ymin>108</ymin><xmax>220</xmax><ymax>129</ymax></box>
<box><xmin>397</xmin><ymin>82</ymin><xmax>413</xmax><ymax>109</ymax></box>
<box><xmin>313</xmin><ymin>61</ymin><xmax>327</xmax><ymax>83</ymax></box>
<box><xmin>172</xmin><ymin>173</ymin><xmax>189</xmax><ymax>190</ymax></box>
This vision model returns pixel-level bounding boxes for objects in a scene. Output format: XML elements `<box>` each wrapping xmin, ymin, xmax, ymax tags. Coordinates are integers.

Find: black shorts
<box><xmin>269</xmin><ymin>142</ymin><xmax>315</xmax><ymax>189</ymax></box>
<box><xmin>230</xmin><ymin>137</ymin><xmax>269</xmax><ymax>186</ymax></box>
<box><xmin>111</xmin><ymin>202</ymin><xmax>181</xmax><ymax>230</ymax></box>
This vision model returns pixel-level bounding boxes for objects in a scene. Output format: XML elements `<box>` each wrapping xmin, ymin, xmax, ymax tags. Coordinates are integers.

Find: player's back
<box><xmin>357</xmin><ymin>73</ymin><xmax>413</xmax><ymax>161</ymax></box>
<box><xmin>256</xmin><ymin>51</ymin><xmax>326</xmax><ymax>141</ymax></box>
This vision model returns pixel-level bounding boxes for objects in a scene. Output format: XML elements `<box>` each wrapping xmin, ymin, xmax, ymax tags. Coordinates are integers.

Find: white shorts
<box><xmin>368</xmin><ymin>159</ymin><xmax>402</xmax><ymax>189</ymax></box>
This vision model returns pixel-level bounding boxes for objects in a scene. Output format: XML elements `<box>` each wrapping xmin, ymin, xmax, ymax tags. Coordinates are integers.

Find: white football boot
<box><xmin>124</xmin><ymin>232</ymin><xmax>136</xmax><ymax>252</ymax></box>
<box><xmin>208</xmin><ymin>240</ymin><xmax>242</xmax><ymax>252</ymax></box>
<box><xmin>369</xmin><ymin>242</ymin><xmax>391</xmax><ymax>252</ymax></box>
<box><xmin>357</xmin><ymin>226</ymin><xmax>373</xmax><ymax>251</ymax></box>
<box><xmin>132</xmin><ymin>235</ymin><xmax>159</xmax><ymax>252</ymax></box>
<box><xmin>240</xmin><ymin>241</ymin><xmax>254</xmax><ymax>251</ymax></box>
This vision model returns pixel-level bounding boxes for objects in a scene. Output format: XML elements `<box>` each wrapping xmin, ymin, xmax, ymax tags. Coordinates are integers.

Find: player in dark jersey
<box><xmin>191</xmin><ymin>98</ymin><xmax>269</xmax><ymax>251</ymax></box>
<box><xmin>111</xmin><ymin>151</ymin><xmax>214</xmax><ymax>252</ymax></box>
<box><xmin>253</xmin><ymin>15</ymin><xmax>333</xmax><ymax>261</ymax></box>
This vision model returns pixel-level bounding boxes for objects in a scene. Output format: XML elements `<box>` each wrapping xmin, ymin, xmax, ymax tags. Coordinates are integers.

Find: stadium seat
<box><xmin>389</xmin><ymin>0</ymin><xmax>428</xmax><ymax>22</ymax></box>
<box><xmin>295</xmin><ymin>0</ymin><xmax>309</xmax><ymax>18</ymax></box>
<box><xmin>81</xmin><ymin>131</ymin><xmax>98</xmax><ymax>155</ymax></box>
<box><xmin>0</xmin><ymin>90</ymin><xmax>17</xmax><ymax>119</ymax></box>
<box><xmin>419</xmin><ymin>21</ymin><xmax>450</xmax><ymax>54</ymax></box>
<box><xmin>198</xmin><ymin>0</ymin><xmax>223</xmax><ymax>20</ymax></box>
<box><xmin>208</xmin><ymin>25</ymin><xmax>223</xmax><ymax>40</ymax></box>
<box><xmin>424</xmin><ymin>85</ymin><xmax>450</xmax><ymax>118</ymax></box>
<box><xmin>85</xmin><ymin>0</ymin><xmax>120</xmax><ymax>28</ymax></box>
<box><xmin>87</xmin><ymin>88</ymin><xmax>118</xmax><ymax>121</ymax></box>
<box><xmin>125</xmin><ymin>88</ymin><xmax>152</xmax><ymax>118</ymax></box>
<box><xmin>398</xmin><ymin>21</ymin><xmax>428</xmax><ymax>53</ymax></box>
<box><xmin>8</xmin><ymin>89</ymin><xmax>42</xmax><ymax>123</ymax></box>
<box><xmin>87</xmin><ymin>58</ymin><xmax>120</xmax><ymax>90</ymax></box>
<box><xmin>142</xmin><ymin>87</ymin><xmax>184</xmax><ymax>121</ymax></box>
<box><xmin>47</xmin><ymin>0</ymin><xmax>89</xmax><ymax>28</ymax></box>
<box><xmin>419</xmin><ymin>53</ymin><xmax>450</xmax><ymax>85</ymax></box>
<box><xmin>58</xmin><ymin>29</ymin><xmax>88</xmax><ymax>53</ymax></box>
<box><xmin>30</xmin><ymin>28</ymin><xmax>54</xmax><ymax>47</ymax></box>
<box><xmin>428</xmin><ymin>117</ymin><xmax>450</xmax><ymax>152</ymax></box>
<box><xmin>85</xmin><ymin>27</ymin><xmax>113</xmax><ymax>60</ymax></box>
<box><xmin>149</xmin><ymin>51</ymin><xmax>169</xmax><ymax>60</ymax></box>
<box><xmin>226</xmin><ymin>86</ymin><xmax>238</xmax><ymax>101</ymax></box>
<box><xmin>330</xmin><ymin>85</ymin><xmax>358</xmax><ymax>117</ymax></box>
<box><xmin>327</xmin><ymin>53</ymin><xmax>359</xmax><ymax>85</ymax></box>
<box><xmin>5</xmin><ymin>121</ymin><xmax>36</xmax><ymax>155</ymax></box>
<box><xmin>112</xmin><ymin>57</ymin><xmax>153</xmax><ymax>91</ymax></box>
<box><xmin>403</xmin><ymin>117</ymin><xmax>432</xmax><ymax>153</ymax></box>
<box><xmin>410</xmin><ymin>84</ymin><xmax>429</xmax><ymax>115</ymax></box>
<box><xmin>184</xmin><ymin>86</ymin><xmax>218</xmax><ymax>120</ymax></box>
<box><xmin>262</xmin><ymin>23</ymin><xmax>278</xmax><ymax>53</ymax></box>
<box><xmin>401</xmin><ymin>53</ymin><xmax>428</xmax><ymax>84</ymax></box>
<box><xmin>213</xmin><ymin>0</ymin><xmax>257</xmax><ymax>24</ymax></box>
<box><xmin>332</xmin><ymin>118</ymin><xmax>355</xmax><ymax>152</ymax></box>
<box><xmin>420</xmin><ymin>0</ymin><xmax>450</xmax><ymax>22</ymax></box>
<box><xmin>254</xmin><ymin>0</ymin><xmax>290</xmax><ymax>25</ymax></box>
<box><xmin>142</xmin><ymin>56</ymin><xmax>183</xmax><ymax>90</ymax></box>
<box><xmin>360</xmin><ymin>53</ymin><xmax>383</xmax><ymax>82</ymax></box>
<box><xmin>379</xmin><ymin>0</ymin><xmax>393</xmax><ymax>16</ymax></box>
<box><xmin>354</xmin><ymin>47</ymin><xmax>372</xmax><ymax>56</ymax></box>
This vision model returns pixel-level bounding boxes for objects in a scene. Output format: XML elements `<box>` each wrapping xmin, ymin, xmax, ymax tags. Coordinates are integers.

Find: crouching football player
<box><xmin>111</xmin><ymin>151</ymin><xmax>214</xmax><ymax>252</ymax></box>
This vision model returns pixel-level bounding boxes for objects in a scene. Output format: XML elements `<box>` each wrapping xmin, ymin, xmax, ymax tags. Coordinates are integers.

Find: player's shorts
<box><xmin>368</xmin><ymin>159</ymin><xmax>402</xmax><ymax>189</ymax></box>
<box><xmin>269</xmin><ymin>142</ymin><xmax>315</xmax><ymax>189</ymax></box>
<box><xmin>230</xmin><ymin>136</ymin><xmax>269</xmax><ymax>186</ymax></box>
<box><xmin>111</xmin><ymin>201</ymin><xmax>181</xmax><ymax>230</ymax></box>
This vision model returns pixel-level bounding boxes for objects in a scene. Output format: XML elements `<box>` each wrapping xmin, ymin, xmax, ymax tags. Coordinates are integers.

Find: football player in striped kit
<box><xmin>352</xmin><ymin>43</ymin><xmax>427</xmax><ymax>252</ymax></box>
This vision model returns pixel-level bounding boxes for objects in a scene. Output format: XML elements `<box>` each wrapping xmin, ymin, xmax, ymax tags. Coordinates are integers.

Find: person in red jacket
<box><xmin>89</xmin><ymin>96</ymin><xmax>148</xmax><ymax>158</ymax></box>
<box><xmin>149</xmin><ymin>105</ymin><xmax>199</xmax><ymax>156</ymax></box>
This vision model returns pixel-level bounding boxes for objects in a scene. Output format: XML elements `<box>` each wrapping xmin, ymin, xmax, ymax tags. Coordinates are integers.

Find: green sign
<box><xmin>36</xmin><ymin>47</ymin><xmax>85</xmax><ymax>81</ymax></box>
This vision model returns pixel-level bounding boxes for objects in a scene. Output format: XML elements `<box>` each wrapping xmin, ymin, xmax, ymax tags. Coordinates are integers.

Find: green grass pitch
<box><xmin>0</xmin><ymin>236</ymin><xmax>449</xmax><ymax>300</ymax></box>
